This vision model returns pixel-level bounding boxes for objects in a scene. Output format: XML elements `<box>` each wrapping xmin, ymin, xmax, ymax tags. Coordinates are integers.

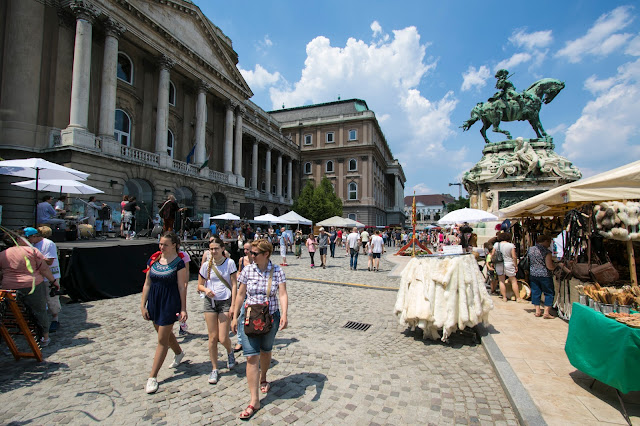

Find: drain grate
<box><xmin>343</xmin><ymin>321</ymin><xmax>372</xmax><ymax>331</ymax></box>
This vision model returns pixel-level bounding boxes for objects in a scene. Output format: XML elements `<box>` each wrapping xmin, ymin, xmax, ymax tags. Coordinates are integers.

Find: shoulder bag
<box><xmin>209</xmin><ymin>260</ymin><xmax>232</xmax><ymax>291</ymax></box>
<box><xmin>590</xmin><ymin>253</ymin><xmax>619</xmax><ymax>285</ymax></box>
<box><xmin>493</xmin><ymin>243</ymin><xmax>504</xmax><ymax>264</ymax></box>
<box><xmin>244</xmin><ymin>268</ymin><xmax>274</xmax><ymax>337</ymax></box>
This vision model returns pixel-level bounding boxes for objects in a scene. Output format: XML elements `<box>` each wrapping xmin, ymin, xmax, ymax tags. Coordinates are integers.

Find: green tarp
<box><xmin>565</xmin><ymin>302</ymin><xmax>640</xmax><ymax>394</ymax></box>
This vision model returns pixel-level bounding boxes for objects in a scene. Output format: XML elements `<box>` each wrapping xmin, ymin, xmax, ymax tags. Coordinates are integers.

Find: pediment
<box><xmin>130</xmin><ymin>0</ymin><xmax>251</xmax><ymax>96</ymax></box>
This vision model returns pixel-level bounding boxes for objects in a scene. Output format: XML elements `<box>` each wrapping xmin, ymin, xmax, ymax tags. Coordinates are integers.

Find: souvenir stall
<box><xmin>500</xmin><ymin>160</ymin><xmax>640</xmax><ymax>425</ymax></box>
<box><xmin>394</xmin><ymin>198</ymin><xmax>495</xmax><ymax>342</ymax></box>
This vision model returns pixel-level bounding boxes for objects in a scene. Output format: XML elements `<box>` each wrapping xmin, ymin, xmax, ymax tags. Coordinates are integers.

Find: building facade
<box><xmin>0</xmin><ymin>0</ymin><xmax>404</xmax><ymax>229</ymax></box>
<box><xmin>269</xmin><ymin>100</ymin><xmax>406</xmax><ymax>226</ymax></box>
<box><xmin>403</xmin><ymin>194</ymin><xmax>455</xmax><ymax>226</ymax></box>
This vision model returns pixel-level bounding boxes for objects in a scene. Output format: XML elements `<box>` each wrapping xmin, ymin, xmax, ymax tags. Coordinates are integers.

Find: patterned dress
<box><xmin>146</xmin><ymin>256</ymin><xmax>185</xmax><ymax>326</ymax></box>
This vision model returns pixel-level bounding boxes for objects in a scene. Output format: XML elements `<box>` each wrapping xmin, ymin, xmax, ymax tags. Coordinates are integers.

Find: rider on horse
<box><xmin>489</xmin><ymin>69</ymin><xmax>524</xmax><ymax>118</ymax></box>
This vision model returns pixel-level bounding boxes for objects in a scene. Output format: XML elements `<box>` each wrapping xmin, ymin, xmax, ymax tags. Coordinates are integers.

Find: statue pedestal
<box><xmin>463</xmin><ymin>137</ymin><xmax>581</xmax><ymax>213</ymax></box>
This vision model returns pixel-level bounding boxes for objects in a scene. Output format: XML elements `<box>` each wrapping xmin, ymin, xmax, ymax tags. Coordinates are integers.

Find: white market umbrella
<box><xmin>211</xmin><ymin>212</ymin><xmax>241</xmax><ymax>221</ymax></box>
<box><xmin>0</xmin><ymin>158</ymin><xmax>89</xmax><ymax>225</ymax></box>
<box><xmin>253</xmin><ymin>213</ymin><xmax>293</xmax><ymax>224</ymax></box>
<box><xmin>438</xmin><ymin>208</ymin><xmax>498</xmax><ymax>225</ymax></box>
<box><xmin>316</xmin><ymin>216</ymin><xmax>349</xmax><ymax>227</ymax></box>
<box><xmin>344</xmin><ymin>218</ymin><xmax>366</xmax><ymax>228</ymax></box>
<box><xmin>278</xmin><ymin>211</ymin><xmax>312</xmax><ymax>225</ymax></box>
<box><xmin>12</xmin><ymin>179</ymin><xmax>103</xmax><ymax>195</ymax></box>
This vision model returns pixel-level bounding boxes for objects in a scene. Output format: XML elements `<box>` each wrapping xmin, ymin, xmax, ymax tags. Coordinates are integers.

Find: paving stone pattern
<box><xmin>0</xmin><ymin>249</ymin><xmax>516</xmax><ymax>425</ymax></box>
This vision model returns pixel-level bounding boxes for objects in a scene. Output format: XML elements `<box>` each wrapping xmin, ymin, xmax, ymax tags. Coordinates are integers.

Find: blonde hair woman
<box><xmin>197</xmin><ymin>236</ymin><xmax>238</xmax><ymax>384</ymax></box>
<box><xmin>231</xmin><ymin>239</ymin><xmax>289</xmax><ymax>420</ymax></box>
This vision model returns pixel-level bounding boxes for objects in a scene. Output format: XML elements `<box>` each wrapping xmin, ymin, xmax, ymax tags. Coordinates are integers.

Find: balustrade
<box><xmin>120</xmin><ymin>145</ymin><xmax>159</xmax><ymax>165</ymax></box>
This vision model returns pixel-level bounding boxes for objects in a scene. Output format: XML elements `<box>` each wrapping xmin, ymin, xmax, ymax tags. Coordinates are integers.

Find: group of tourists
<box><xmin>140</xmin><ymin>232</ymin><xmax>288</xmax><ymax>420</ymax></box>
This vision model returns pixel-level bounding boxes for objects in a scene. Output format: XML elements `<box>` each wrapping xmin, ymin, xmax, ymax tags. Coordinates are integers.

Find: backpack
<box><xmin>493</xmin><ymin>242</ymin><xmax>504</xmax><ymax>264</ymax></box>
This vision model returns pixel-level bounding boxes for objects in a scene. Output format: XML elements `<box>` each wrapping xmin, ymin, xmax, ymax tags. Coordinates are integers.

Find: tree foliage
<box><xmin>446</xmin><ymin>196</ymin><xmax>470</xmax><ymax>213</ymax></box>
<box><xmin>292</xmin><ymin>177</ymin><xmax>343</xmax><ymax>223</ymax></box>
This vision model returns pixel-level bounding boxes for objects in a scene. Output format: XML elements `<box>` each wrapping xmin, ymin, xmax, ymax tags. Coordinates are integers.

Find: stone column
<box><xmin>287</xmin><ymin>159</ymin><xmax>293</xmax><ymax>201</ymax></box>
<box><xmin>265</xmin><ymin>147</ymin><xmax>272</xmax><ymax>195</ymax></box>
<box><xmin>194</xmin><ymin>81</ymin><xmax>208</xmax><ymax>165</ymax></box>
<box><xmin>223</xmin><ymin>101</ymin><xmax>235</xmax><ymax>174</ymax></box>
<box><xmin>234</xmin><ymin>106</ymin><xmax>244</xmax><ymax>176</ymax></box>
<box><xmin>251</xmin><ymin>141</ymin><xmax>259</xmax><ymax>190</ymax></box>
<box><xmin>98</xmin><ymin>19</ymin><xmax>125</xmax><ymax>140</ymax></box>
<box><xmin>276</xmin><ymin>153</ymin><xmax>283</xmax><ymax>197</ymax></box>
<box><xmin>62</xmin><ymin>3</ymin><xmax>98</xmax><ymax>147</ymax></box>
<box><xmin>154</xmin><ymin>55</ymin><xmax>174</xmax><ymax>158</ymax></box>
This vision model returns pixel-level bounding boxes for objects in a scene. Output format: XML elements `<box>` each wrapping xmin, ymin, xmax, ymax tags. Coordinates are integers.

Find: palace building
<box><xmin>0</xmin><ymin>0</ymin><xmax>405</xmax><ymax>229</ymax></box>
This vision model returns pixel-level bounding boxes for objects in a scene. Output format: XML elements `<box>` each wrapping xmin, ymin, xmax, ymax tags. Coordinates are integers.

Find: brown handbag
<box><xmin>244</xmin><ymin>268</ymin><xmax>274</xmax><ymax>337</ymax></box>
<box><xmin>570</xmin><ymin>261</ymin><xmax>591</xmax><ymax>281</ymax></box>
<box><xmin>590</xmin><ymin>253</ymin><xmax>619</xmax><ymax>284</ymax></box>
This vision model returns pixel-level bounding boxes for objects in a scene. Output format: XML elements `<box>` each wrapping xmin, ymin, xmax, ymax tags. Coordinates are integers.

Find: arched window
<box><xmin>167</xmin><ymin>129</ymin><xmax>174</xmax><ymax>158</ymax></box>
<box><xmin>304</xmin><ymin>162</ymin><xmax>312</xmax><ymax>174</ymax></box>
<box><xmin>169</xmin><ymin>81</ymin><xmax>176</xmax><ymax>106</ymax></box>
<box><xmin>348</xmin><ymin>182</ymin><xmax>358</xmax><ymax>200</ymax></box>
<box><xmin>114</xmin><ymin>109</ymin><xmax>131</xmax><ymax>146</ymax></box>
<box><xmin>273</xmin><ymin>208</ymin><xmax>280</xmax><ymax>216</ymax></box>
<box><xmin>260</xmin><ymin>206</ymin><xmax>268</xmax><ymax>215</ymax></box>
<box><xmin>326</xmin><ymin>160</ymin><xmax>334</xmax><ymax>173</ymax></box>
<box><xmin>117</xmin><ymin>52</ymin><xmax>133</xmax><ymax>84</ymax></box>
<box><xmin>261</xmin><ymin>181</ymin><xmax>266</xmax><ymax>192</ymax></box>
<box><xmin>348</xmin><ymin>158</ymin><xmax>357</xmax><ymax>172</ymax></box>
<box><xmin>210</xmin><ymin>192</ymin><xmax>226</xmax><ymax>217</ymax></box>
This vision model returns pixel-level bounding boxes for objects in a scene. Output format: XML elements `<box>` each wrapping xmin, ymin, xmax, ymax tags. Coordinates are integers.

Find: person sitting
<box><xmin>37</xmin><ymin>195</ymin><xmax>66</xmax><ymax>229</ymax></box>
<box><xmin>54</xmin><ymin>196</ymin><xmax>67</xmax><ymax>218</ymax></box>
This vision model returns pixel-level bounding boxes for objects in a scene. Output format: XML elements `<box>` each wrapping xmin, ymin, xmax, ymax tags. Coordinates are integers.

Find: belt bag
<box><xmin>244</xmin><ymin>268</ymin><xmax>274</xmax><ymax>337</ymax></box>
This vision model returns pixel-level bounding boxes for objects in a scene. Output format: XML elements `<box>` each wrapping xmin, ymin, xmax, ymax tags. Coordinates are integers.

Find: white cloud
<box><xmin>406</xmin><ymin>182</ymin><xmax>433</xmax><ymax>196</ymax></box>
<box><xmin>626</xmin><ymin>35</ymin><xmax>640</xmax><ymax>56</ymax></box>
<box><xmin>495</xmin><ymin>52</ymin><xmax>532</xmax><ymax>71</ymax></box>
<box><xmin>556</xmin><ymin>6</ymin><xmax>635</xmax><ymax>63</ymax></box>
<box><xmin>509</xmin><ymin>29</ymin><xmax>553</xmax><ymax>50</ymax></box>
<box><xmin>263</xmin><ymin>35</ymin><xmax>273</xmax><ymax>47</ymax></box>
<box><xmin>371</xmin><ymin>21</ymin><xmax>382</xmax><ymax>37</ymax></box>
<box><xmin>240</xmin><ymin>64</ymin><xmax>281</xmax><ymax>90</ymax></box>
<box><xmin>563</xmin><ymin>58</ymin><xmax>640</xmax><ymax>165</ymax></box>
<box><xmin>461</xmin><ymin>65</ymin><xmax>491</xmax><ymax>92</ymax></box>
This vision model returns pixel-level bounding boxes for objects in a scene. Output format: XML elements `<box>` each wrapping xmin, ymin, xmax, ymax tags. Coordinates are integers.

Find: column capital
<box><xmin>226</xmin><ymin>99</ymin><xmax>238</xmax><ymax>110</ymax></box>
<box><xmin>236</xmin><ymin>105</ymin><xmax>246</xmax><ymax>116</ymax></box>
<box><xmin>196</xmin><ymin>80</ymin><xmax>210</xmax><ymax>93</ymax></box>
<box><xmin>157</xmin><ymin>54</ymin><xmax>175</xmax><ymax>70</ymax></box>
<box><xmin>70</xmin><ymin>1</ymin><xmax>98</xmax><ymax>24</ymax></box>
<box><xmin>104</xmin><ymin>18</ymin><xmax>126</xmax><ymax>38</ymax></box>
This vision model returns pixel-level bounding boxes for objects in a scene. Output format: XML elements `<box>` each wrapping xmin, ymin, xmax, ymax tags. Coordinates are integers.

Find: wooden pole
<box><xmin>628</xmin><ymin>240</ymin><xmax>638</xmax><ymax>286</ymax></box>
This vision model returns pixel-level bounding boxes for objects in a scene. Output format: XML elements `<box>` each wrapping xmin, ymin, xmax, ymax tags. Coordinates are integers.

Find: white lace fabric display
<box><xmin>394</xmin><ymin>255</ymin><xmax>493</xmax><ymax>342</ymax></box>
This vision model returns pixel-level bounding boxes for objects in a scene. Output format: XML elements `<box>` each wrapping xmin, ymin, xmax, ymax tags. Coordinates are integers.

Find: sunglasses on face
<box><xmin>250</xmin><ymin>251</ymin><xmax>262</xmax><ymax>256</ymax></box>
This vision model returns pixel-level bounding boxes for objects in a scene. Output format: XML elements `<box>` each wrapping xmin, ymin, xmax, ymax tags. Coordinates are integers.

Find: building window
<box><xmin>348</xmin><ymin>158</ymin><xmax>357</xmax><ymax>172</ymax></box>
<box><xmin>348</xmin><ymin>182</ymin><xmax>358</xmax><ymax>200</ymax></box>
<box><xmin>261</xmin><ymin>181</ymin><xmax>266</xmax><ymax>192</ymax></box>
<box><xmin>348</xmin><ymin>129</ymin><xmax>357</xmax><ymax>141</ymax></box>
<box><xmin>304</xmin><ymin>162</ymin><xmax>312</xmax><ymax>174</ymax></box>
<box><xmin>271</xmin><ymin>184</ymin><xmax>276</xmax><ymax>195</ymax></box>
<box><xmin>326</xmin><ymin>160</ymin><xmax>334</xmax><ymax>173</ymax></box>
<box><xmin>348</xmin><ymin>213</ymin><xmax>357</xmax><ymax>220</ymax></box>
<box><xmin>117</xmin><ymin>52</ymin><xmax>133</xmax><ymax>84</ymax></box>
<box><xmin>167</xmin><ymin>129</ymin><xmax>174</xmax><ymax>158</ymax></box>
<box><xmin>169</xmin><ymin>81</ymin><xmax>176</xmax><ymax>106</ymax></box>
<box><xmin>304</xmin><ymin>134</ymin><xmax>312</xmax><ymax>145</ymax></box>
<box><xmin>114</xmin><ymin>109</ymin><xmax>131</xmax><ymax>146</ymax></box>
<box><xmin>326</xmin><ymin>132</ymin><xmax>334</xmax><ymax>143</ymax></box>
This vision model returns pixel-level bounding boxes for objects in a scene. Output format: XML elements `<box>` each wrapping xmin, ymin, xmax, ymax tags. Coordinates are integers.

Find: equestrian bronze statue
<box><xmin>461</xmin><ymin>69</ymin><xmax>565</xmax><ymax>143</ymax></box>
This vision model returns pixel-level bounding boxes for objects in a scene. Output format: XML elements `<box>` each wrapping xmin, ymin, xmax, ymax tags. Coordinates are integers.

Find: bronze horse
<box><xmin>461</xmin><ymin>78</ymin><xmax>565</xmax><ymax>143</ymax></box>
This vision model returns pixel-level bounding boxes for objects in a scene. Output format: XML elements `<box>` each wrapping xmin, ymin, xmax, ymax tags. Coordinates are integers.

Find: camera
<box><xmin>49</xmin><ymin>282</ymin><xmax>63</xmax><ymax>297</ymax></box>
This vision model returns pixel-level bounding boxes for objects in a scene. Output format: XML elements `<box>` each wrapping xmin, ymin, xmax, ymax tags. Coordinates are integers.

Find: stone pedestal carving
<box><xmin>463</xmin><ymin>137</ymin><xmax>581</xmax><ymax>213</ymax></box>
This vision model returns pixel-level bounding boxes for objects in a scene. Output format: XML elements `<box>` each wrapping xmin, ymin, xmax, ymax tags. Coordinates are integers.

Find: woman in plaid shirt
<box><xmin>231</xmin><ymin>239</ymin><xmax>289</xmax><ymax>420</ymax></box>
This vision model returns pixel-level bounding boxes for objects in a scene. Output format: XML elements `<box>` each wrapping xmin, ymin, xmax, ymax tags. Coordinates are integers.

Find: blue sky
<box><xmin>196</xmin><ymin>1</ymin><xmax>640</xmax><ymax>198</ymax></box>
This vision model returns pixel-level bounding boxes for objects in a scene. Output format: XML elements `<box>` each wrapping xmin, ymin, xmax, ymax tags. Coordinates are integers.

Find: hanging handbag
<box><xmin>244</xmin><ymin>268</ymin><xmax>274</xmax><ymax>337</ymax></box>
<box><xmin>493</xmin><ymin>243</ymin><xmax>504</xmax><ymax>264</ymax></box>
<box><xmin>590</xmin><ymin>253</ymin><xmax>619</xmax><ymax>284</ymax></box>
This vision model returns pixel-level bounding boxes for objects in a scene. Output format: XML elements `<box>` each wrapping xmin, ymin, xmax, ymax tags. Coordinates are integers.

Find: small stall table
<box><xmin>565</xmin><ymin>302</ymin><xmax>640</xmax><ymax>424</ymax></box>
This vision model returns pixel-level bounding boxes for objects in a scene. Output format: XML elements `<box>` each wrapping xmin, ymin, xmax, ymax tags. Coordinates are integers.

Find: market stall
<box><xmin>394</xmin><ymin>253</ymin><xmax>493</xmax><ymax>342</ymax></box>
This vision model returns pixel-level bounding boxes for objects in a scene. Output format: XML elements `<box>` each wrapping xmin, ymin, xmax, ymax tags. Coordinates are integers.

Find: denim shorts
<box><xmin>203</xmin><ymin>297</ymin><xmax>232</xmax><ymax>314</ymax></box>
<box><xmin>239</xmin><ymin>309</ymin><xmax>280</xmax><ymax>357</ymax></box>
<box><xmin>319</xmin><ymin>247</ymin><xmax>327</xmax><ymax>255</ymax></box>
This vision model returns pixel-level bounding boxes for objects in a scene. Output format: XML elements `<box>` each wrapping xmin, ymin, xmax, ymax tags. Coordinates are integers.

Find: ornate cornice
<box><xmin>69</xmin><ymin>1</ymin><xmax>99</xmax><ymax>23</ymax></box>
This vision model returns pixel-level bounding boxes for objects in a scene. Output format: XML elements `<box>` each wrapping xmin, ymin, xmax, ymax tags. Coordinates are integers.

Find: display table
<box><xmin>394</xmin><ymin>254</ymin><xmax>493</xmax><ymax>341</ymax></box>
<box><xmin>565</xmin><ymin>302</ymin><xmax>640</xmax><ymax>394</ymax></box>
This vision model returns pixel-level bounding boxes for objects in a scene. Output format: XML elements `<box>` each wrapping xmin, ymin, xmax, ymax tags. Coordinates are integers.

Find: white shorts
<box><xmin>495</xmin><ymin>262</ymin><xmax>516</xmax><ymax>277</ymax></box>
<box><xmin>280</xmin><ymin>245</ymin><xmax>287</xmax><ymax>257</ymax></box>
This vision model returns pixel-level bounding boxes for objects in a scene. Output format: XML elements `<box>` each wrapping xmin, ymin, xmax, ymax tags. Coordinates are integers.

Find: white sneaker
<box><xmin>208</xmin><ymin>370</ymin><xmax>219</xmax><ymax>384</ymax></box>
<box><xmin>146</xmin><ymin>377</ymin><xmax>158</xmax><ymax>394</ymax></box>
<box><xmin>169</xmin><ymin>351</ymin><xmax>185</xmax><ymax>368</ymax></box>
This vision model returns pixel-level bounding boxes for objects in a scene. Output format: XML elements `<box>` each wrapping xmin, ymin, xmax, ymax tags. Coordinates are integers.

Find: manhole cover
<box><xmin>343</xmin><ymin>321</ymin><xmax>372</xmax><ymax>331</ymax></box>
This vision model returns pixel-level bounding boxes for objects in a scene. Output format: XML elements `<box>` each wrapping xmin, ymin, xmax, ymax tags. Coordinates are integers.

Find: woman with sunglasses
<box><xmin>231</xmin><ymin>239</ymin><xmax>288</xmax><ymax>420</ymax></box>
<box><xmin>197</xmin><ymin>236</ymin><xmax>237</xmax><ymax>385</ymax></box>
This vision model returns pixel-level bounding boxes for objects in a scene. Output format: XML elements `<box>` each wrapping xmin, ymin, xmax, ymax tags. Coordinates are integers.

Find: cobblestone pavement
<box><xmin>0</xmin><ymin>247</ymin><xmax>516</xmax><ymax>425</ymax></box>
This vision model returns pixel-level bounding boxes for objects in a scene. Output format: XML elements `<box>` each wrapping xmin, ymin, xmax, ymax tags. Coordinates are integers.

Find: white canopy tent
<box><xmin>500</xmin><ymin>160</ymin><xmax>640</xmax><ymax>218</ymax></box>
<box><xmin>277</xmin><ymin>211</ymin><xmax>312</xmax><ymax>225</ymax></box>
<box><xmin>210</xmin><ymin>212</ymin><xmax>241</xmax><ymax>221</ymax></box>
<box><xmin>316</xmin><ymin>216</ymin><xmax>350</xmax><ymax>227</ymax></box>
<box><xmin>252</xmin><ymin>213</ymin><xmax>293</xmax><ymax>224</ymax></box>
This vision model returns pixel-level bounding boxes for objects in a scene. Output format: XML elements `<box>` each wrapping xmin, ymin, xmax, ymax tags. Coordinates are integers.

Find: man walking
<box><xmin>329</xmin><ymin>227</ymin><xmax>337</xmax><ymax>258</ymax></box>
<box><xmin>346</xmin><ymin>227</ymin><xmax>361</xmax><ymax>271</ymax></box>
<box><xmin>279</xmin><ymin>227</ymin><xmax>290</xmax><ymax>266</ymax></box>
<box><xmin>317</xmin><ymin>227</ymin><xmax>329</xmax><ymax>268</ymax></box>
<box><xmin>360</xmin><ymin>228</ymin><xmax>370</xmax><ymax>255</ymax></box>
<box><xmin>371</xmin><ymin>230</ymin><xmax>385</xmax><ymax>272</ymax></box>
